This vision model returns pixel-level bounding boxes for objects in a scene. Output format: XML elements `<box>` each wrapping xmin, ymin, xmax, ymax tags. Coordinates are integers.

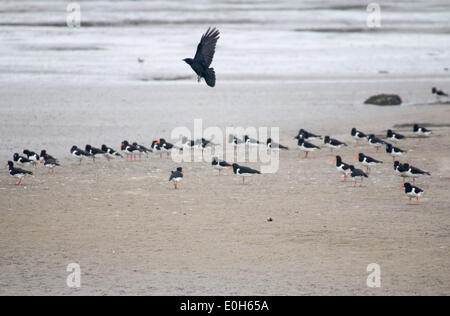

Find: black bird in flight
<box><xmin>183</xmin><ymin>27</ymin><xmax>220</xmax><ymax>87</ymax></box>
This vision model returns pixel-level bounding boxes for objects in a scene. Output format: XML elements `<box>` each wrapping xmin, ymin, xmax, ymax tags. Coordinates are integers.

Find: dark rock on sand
<box><xmin>364</xmin><ymin>94</ymin><xmax>402</xmax><ymax>106</ymax></box>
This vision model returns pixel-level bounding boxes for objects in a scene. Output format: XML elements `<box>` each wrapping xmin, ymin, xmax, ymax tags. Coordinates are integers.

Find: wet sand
<box><xmin>1</xmin><ymin>80</ymin><xmax>450</xmax><ymax>295</ymax></box>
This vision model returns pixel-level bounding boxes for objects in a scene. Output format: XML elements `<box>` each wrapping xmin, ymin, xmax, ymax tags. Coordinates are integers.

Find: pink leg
<box><xmin>304</xmin><ymin>152</ymin><xmax>308</xmax><ymax>159</ymax></box>
<box><xmin>219</xmin><ymin>170</ymin><xmax>221</xmax><ymax>176</ymax></box>
<box><xmin>242</xmin><ymin>177</ymin><xmax>245</xmax><ymax>185</ymax></box>
<box><xmin>416</xmin><ymin>197</ymin><xmax>419</xmax><ymax>205</ymax></box>
<box><xmin>360</xmin><ymin>178</ymin><xmax>364</xmax><ymax>187</ymax></box>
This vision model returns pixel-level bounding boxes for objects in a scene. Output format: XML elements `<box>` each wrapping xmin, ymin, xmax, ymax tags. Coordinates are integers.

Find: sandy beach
<box><xmin>1</xmin><ymin>80</ymin><xmax>450</xmax><ymax>296</ymax></box>
<box><xmin>1</xmin><ymin>0</ymin><xmax>450</xmax><ymax>296</ymax></box>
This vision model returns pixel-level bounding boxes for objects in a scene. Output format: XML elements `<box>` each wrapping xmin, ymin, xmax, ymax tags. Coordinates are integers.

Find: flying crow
<box><xmin>183</xmin><ymin>27</ymin><xmax>220</xmax><ymax>87</ymax></box>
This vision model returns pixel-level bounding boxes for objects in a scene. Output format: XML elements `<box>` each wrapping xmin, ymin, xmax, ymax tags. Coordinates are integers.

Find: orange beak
<box><xmin>332</xmin><ymin>158</ymin><xmax>337</xmax><ymax>162</ymax></box>
<box><xmin>398</xmin><ymin>185</ymin><xmax>404</xmax><ymax>189</ymax></box>
<box><xmin>40</xmin><ymin>158</ymin><xmax>44</xmax><ymax>163</ymax></box>
<box><xmin>4</xmin><ymin>163</ymin><xmax>8</xmax><ymax>167</ymax></box>
<box><xmin>182</xmin><ymin>170</ymin><xmax>185</xmax><ymax>174</ymax></box>
<box><xmin>224</xmin><ymin>136</ymin><xmax>229</xmax><ymax>142</ymax></box>
<box><xmin>155</xmin><ymin>141</ymin><xmax>160</xmax><ymax>144</ymax></box>
<box><xmin>354</xmin><ymin>156</ymin><xmax>359</xmax><ymax>160</ymax></box>
<box><xmin>227</xmin><ymin>166</ymin><xmax>233</xmax><ymax>170</ymax></box>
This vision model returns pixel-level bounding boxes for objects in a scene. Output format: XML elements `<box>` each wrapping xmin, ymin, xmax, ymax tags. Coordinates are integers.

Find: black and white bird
<box><xmin>40</xmin><ymin>150</ymin><xmax>58</xmax><ymax>164</ymax></box>
<box><xmin>323</xmin><ymin>136</ymin><xmax>347</xmax><ymax>151</ymax></box>
<box><xmin>297</xmin><ymin>137</ymin><xmax>320</xmax><ymax>158</ymax></box>
<box><xmin>151</xmin><ymin>140</ymin><xmax>163</xmax><ymax>158</ymax></box>
<box><xmin>244</xmin><ymin>135</ymin><xmax>263</xmax><ymax>147</ymax></box>
<box><xmin>413</xmin><ymin>124</ymin><xmax>431</xmax><ymax>137</ymax></box>
<box><xmin>351</xmin><ymin>128</ymin><xmax>368</xmax><ymax>142</ymax></box>
<box><xmin>132</xmin><ymin>142</ymin><xmax>152</xmax><ymax>159</ymax></box>
<box><xmin>40</xmin><ymin>154</ymin><xmax>60</xmax><ymax>174</ymax></box>
<box><xmin>399</xmin><ymin>182</ymin><xmax>424</xmax><ymax>205</ymax></box>
<box><xmin>227</xmin><ymin>163</ymin><xmax>260</xmax><ymax>185</ymax></box>
<box><xmin>295</xmin><ymin>129</ymin><xmax>322</xmax><ymax>141</ymax></box>
<box><xmin>5</xmin><ymin>161</ymin><xmax>33</xmax><ymax>186</ymax></box>
<box><xmin>211</xmin><ymin>157</ymin><xmax>231</xmax><ymax>176</ymax></box>
<box><xmin>349</xmin><ymin>165</ymin><xmax>368</xmax><ymax>187</ymax></box>
<box><xmin>386</xmin><ymin>129</ymin><xmax>405</xmax><ymax>142</ymax></box>
<box><xmin>13</xmin><ymin>153</ymin><xmax>32</xmax><ymax>166</ymax></box>
<box><xmin>394</xmin><ymin>161</ymin><xmax>409</xmax><ymax>182</ymax></box>
<box><xmin>169</xmin><ymin>167</ymin><xmax>184</xmax><ymax>189</ymax></box>
<box><xmin>181</xmin><ymin>136</ymin><xmax>197</xmax><ymax>150</ymax></box>
<box><xmin>101</xmin><ymin>145</ymin><xmax>123</xmax><ymax>160</ymax></box>
<box><xmin>404</xmin><ymin>164</ymin><xmax>431</xmax><ymax>185</ymax></box>
<box><xmin>121</xmin><ymin>141</ymin><xmax>139</xmax><ymax>160</ymax></box>
<box><xmin>432</xmin><ymin>87</ymin><xmax>448</xmax><ymax>101</ymax></box>
<box><xmin>227</xmin><ymin>135</ymin><xmax>244</xmax><ymax>153</ymax></box>
<box><xmin>332</xmin><ymin>156</ymin><xmax>352</xmax><ymax>182</ymax></box>
<box><xmin>386</xmin><ymin>143</ymin><xmax>406</xmax><ymax>161</ymax></box>
<box><xmin>368</xmin><ymin>134</ymin><xmax>385</xmax><ymax>152</ymax></box>
<box><xmin>158</xmin><ymin>138</ymin><xmax>179</xmax><ymax>158</ymax></box>
<box><xmin>85</xmin><ymin>144</ymin><xmax>107</xmax><ymax>162</ymax></box>
<box><xmin>354</xmin><ymin>153</ymin><xmax>383</xmax><ymax>174</ymax></box>
<box><xmin>70</xmin><ymin>146</ymin><xmax>92</xmax><ymax>165</ymax></box>
<box><xmin>266</xmin><ymin>138</ymin><xmax>288</xmax><ymax>151</ymax></box>
<box><xmin>23</xmin><ymin>150</ymin><xmax>40</xmax><ymax>166</ymax></box>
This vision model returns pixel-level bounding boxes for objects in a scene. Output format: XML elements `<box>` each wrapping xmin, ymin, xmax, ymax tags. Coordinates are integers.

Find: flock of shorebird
<box><xmin>4</xmin><ymin>122</ymin><xmax>434</xmax><ymax>204</ymax></box>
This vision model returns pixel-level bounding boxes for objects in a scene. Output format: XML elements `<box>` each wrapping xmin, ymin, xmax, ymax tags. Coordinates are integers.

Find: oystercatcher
<box><xmin>101</xmin><ymin>145</ymin><xmax>123</xmax><ymax>160</ymax></box>
<box><xmin>13</xmin><ymin>153</ymin><xmax>32</xmax><ymax>166</ymax></box>
<box><xmin>413</xmin><ymin>124</ymin><xmax>431</xmax><ymax>137</ymax></box>
<box><xmin>349</xmin><ymin>165</ymin><xmax>368</xmax><ymax>187</ymax></box>
<box><xmin>212</xmin><ymin>157</ymin><xmax>231</xmax><ymax>176</ymax></box>
<box><xmin>354</xmin><ymin>153</ymin><xmax>383</xmax><ymax>174</ymax></box>
<box><xmin>324</xmin><ymin>136</ymin><xmax>347</xmax><ymax>151</ymax></box>
<box><xmin>158</xmin><ymin>138</ymin><xmax>178</xmax><ymax>158</ymax></box>
<box><xmin>368</xmin><ymin>134</ymin><xmax>385</xmax><ymax>152</ymax></box>
<box><xmin>227</xmin><ymin>135</ymin><xmax>244</xmax><ymax>153</ymax></box>
<box><xmin>85</xmin><ymin>144</ymin><xmax>107</xmax><ymax>162</ymax></box>
<box><xmin>332</xmin><ymin>156</ymin><xmax>352</xmax><ymax>182</ymax></box>
<box><xmin>295</xmin><ymin>129</ymin><xmax>322</xmax><ymax>141</ymax></box>
<box><xmin>5</xmin><ymin>161</ymin><xmax>32</xmax><ymax>185</ymax></box>
<box><xmin>244</xmin><ymin>135</ymin><xmax>263</xmax><ymax>147</ymax></box>
<box><xmin>399</xmin><ymin>183</ymin><xmax>424</xmax><ymax>205</ymax></box>
<box><xmin>266</xmin><ymin>138</ymin><xmax>289</xmax><ymax>151</ymax></box>
<box><xmin>386</xmin><ymin>143</ymin><xmax>406</xmax><ymax>161</ymax></box>
<box><xmin>132</xmin><ymin>142</ymin><xmax>152</xmax><ymax>159</ymax></box>
<box><xmin>169</xmin><ymin>167</ymin><xmax>184</xmax><ymax>189</ymax></box>
<box><xmin>386</xmin><ymin>129</ymin><xmax>405</xmax><ymax>142</ymax></box>
<box><xmin>151</xmin><ymin>140</ymin><xmax>163</xmax><ymax>158</ymax></box>
<box><xmin>181</xmin><ymin>136</ymin><xmax>197</xmax><ymax>150</ymax></box>
<box><xmin>351</xmin><ymin>128</ymin><xmax>368</xmax><ymax>141</ymax></box>
<box><xmin>40</xmin><ymin>150</ymin><xmax>58</xmax><ymax>164</ymax></box>
<box><xmin>394</xmin><ymin>161</ymin><xmax>409</xmax><ymax>182</ymax></box>
<box><xmin>404</xmin><ymin>164</ymin><xmax>431</xmax><ymax>185</ymax></box>
<box><xmin>227</xmin><ymin>163</ymin><xmax>260</xmax><ymax>184</ymax></box>
<box><xmin>432</xmin><ymin>87</ymin><xmax>448</xmax><ymax>101</ymax></box>
<box><xmin>121</xmin><ymin>141</ymin><xmax>139</xmax><ymax>161</ymax></box>
<box><xmin>23</xmin><ymin>150</ymin><xmax>40</xmax><ymax>166</ymax></box>
<box><xmin>297</xmin><ymin>137</ymin><xmax>320</xmax><ymax>158</ymax></box>
<box><xmin>41</xmin><ymin>154</ymin><xmax>60</xmax><ymax>174</ymax></box>
<box><xmin>71</xmin><ymin>146</ymin><xmax>92</xmax><ymax>165</ymax></box>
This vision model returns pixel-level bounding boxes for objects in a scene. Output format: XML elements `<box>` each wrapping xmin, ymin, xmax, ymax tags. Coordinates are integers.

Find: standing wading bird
<box><xmin>5</xmin><ymin>161</ymin><xmax>33</xmax><ymax>186</ymax></box>
<box><xmin>169</xmin><ymin>167</ymin><xmax>184</xmax><ymax>189</ymax></box>
<box><xmin>432</xmin><ymin>87</ymin><xmax>448</xmax><ymax>102</ymax></box>
<box><xmin>266</xmin><ymin>138</ymin><xmax>289</xmax><ymax>151</ymax></box>
<box><xmin>227</xmin><ymin>163</ymin><xmax>260</xmax><ymax>185</ymax></box>
<box><xmin>399</xmin><ymin>183</ymin><xmax>424</xmax><ymax>205</ymax></box>
<box><xmin>41</xmin><ymin>154</ymin><xmax>60</xmax><ymax>175</ymax></box>
<box><xmin>183</xmin><ymin>27</ymin><xmax>220</xmax><ymax>87</ymax></box>
<box><xmin>23</xmin><ymin>150</ymin><xmax>40</xmax><ymax>166</ymax></box>
<box><xmin>332</xmin><ymin>156</ymin><xmax>352</xmax><ymax>182</ymax></box>
<box><xmin>413</xmin><ymin>124</ymin><xmax>431</xmax><ymax>137</ymax></box>
<box><xmin>297</xmin><ymin>137</ymin><xmax>320</xmax><ymax>158</ymax></box>
<box><xmin>354</xmin><ymin>153</ymin><xmax>383</xmax><ymax>175</ymax></box>
<box><xmin>351</xmin><ymin>128</ymin><xmax>368</xmax><ymax>142</ymax></box>
<box><xmin>211</xmin><ymin>157</ymin><xmax>231</xmax><ymax>176</ymax></box>
<box><xmin>323</xmin><ymin>136</ymin><xmax>347</xmax><ymax>151</ymax></box>
<box><xmin>349</xmin><ymin>165</ymin><xmax>368</xmax><ymax>187</ymax></box>
<box><xmin>71</xmin><ymin>146</ymin><xmax>92</xmax><ymax>165</ymax></box>
<box><xmin>386</xmin><ymin>129</ymin><xmax>405</xmax><ymax>142</ymax></box>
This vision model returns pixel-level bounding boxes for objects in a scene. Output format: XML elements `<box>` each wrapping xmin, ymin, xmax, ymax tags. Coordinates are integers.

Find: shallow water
<box><xmin>0</xmin><ymin>0</ymin><xmax>449</xmax><ymax>84</ymax></box>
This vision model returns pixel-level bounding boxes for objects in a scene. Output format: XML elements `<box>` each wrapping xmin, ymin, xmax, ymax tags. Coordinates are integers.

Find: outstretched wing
<box><xmin>194</xmin><ymin>27</ymin><xmax>220</xmax><ymax>67</ymax></box>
